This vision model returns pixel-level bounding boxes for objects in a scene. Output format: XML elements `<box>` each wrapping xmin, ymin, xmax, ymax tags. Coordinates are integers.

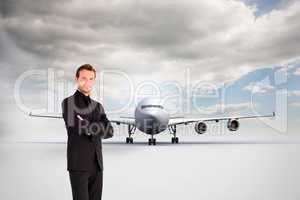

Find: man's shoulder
<box><xmin>91</xmin><ymin>98</ymin><xmax>102</xmax><ymax>106</ymax></box>
<box><xmin>62</xmin><ymin>94</ymin><xmax>75</xmax><ymax>104</ymax></box>
<box><xmin>91</xmin><ymin>99</ymin><xmax>106</xmax><ymax>112</ymax></box>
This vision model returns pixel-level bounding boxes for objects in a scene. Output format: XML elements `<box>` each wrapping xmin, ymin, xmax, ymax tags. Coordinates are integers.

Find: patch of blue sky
<box><xmin>189</xmin><ymin>61</ymin><xmax>298</xmax><ymax>116</ymax></box>
<box><xmin>242</xmin><ymin>0</ymin><xmax>283</xmax><ymax>16</ymax></box>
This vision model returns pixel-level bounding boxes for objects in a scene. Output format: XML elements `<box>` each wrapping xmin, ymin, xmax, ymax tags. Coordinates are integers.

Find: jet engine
<box><xmin>227</xmin><ymin>119</ymin><xmax>239</xmax><ymax>131</ymax></box>
<box><xmin>194</xmin><ymin>121</ymin><xmax>207</xmax><ymax>134</ymax></box>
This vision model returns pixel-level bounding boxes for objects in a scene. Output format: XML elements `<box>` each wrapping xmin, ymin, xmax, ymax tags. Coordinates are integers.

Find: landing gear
<box><xmin>126</xmin><ymin>137</ymin><xmax>133</xmax><ymax>144</ymax></box>
<box><xmin>171</xmin><ymin>137</ymin><xmax>179</xmax><ymax>144</ymax></box>
<box><xmin>126</xmin><ymin>125</ymin><xmax>136</xmax><ymax>144</ymax></box>
<box><xmin>148</xmin><ymin>134</ymin><xmax>156</xmax><ymax>145</ymax></box>
<box><xmin>168</xmin><ymin>125</ymin><xmax>179</xmax><ymax>144</ymax></box>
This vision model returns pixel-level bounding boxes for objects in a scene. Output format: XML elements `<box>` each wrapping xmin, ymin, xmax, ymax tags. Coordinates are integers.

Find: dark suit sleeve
<box><xmin>61</xmin><ymin>98</ymin><xmax>90</xmax><ymax>137</ymax></box>
<box><xmin>96</xmin><ymin>103</ymin><xmax>114</xmax><ymax>139</ymax></box>
<box><xmin>61</xmin><ymin>99</ymin><xmax>69</xmax><ymax>128</ymax></box>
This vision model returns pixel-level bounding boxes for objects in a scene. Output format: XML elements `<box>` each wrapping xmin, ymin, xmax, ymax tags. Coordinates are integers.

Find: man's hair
<box><xmin>76</xmin><ymin>64</ymin><xmax>96</xmax><ymax>78</ymax></box>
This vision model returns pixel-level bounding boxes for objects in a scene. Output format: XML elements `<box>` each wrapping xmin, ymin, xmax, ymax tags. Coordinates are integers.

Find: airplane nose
<box><xmin>144</xmin><ymin>110</ymin><xmax>161</xmax><ymax>123</ymax></box>
<box><xmin>144</xmin><ymin>112</ymin><xmax>159</xmax><ymax>124</ymax></box>
<box><xmin>141</xmin><ymin>110</ymin><xmax>169</xmax><ymax>134</ymax></box>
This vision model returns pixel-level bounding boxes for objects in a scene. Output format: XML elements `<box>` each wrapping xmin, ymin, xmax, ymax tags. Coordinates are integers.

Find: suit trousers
<box><xmin>69</xmin><ymin>159</ymin><xmax>103</xmax><ymax>200</ymax></box>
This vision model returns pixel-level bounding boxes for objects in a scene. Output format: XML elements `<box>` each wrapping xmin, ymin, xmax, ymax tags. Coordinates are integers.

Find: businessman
<box><xmin>62</xmin><ymin>64</ymin><xmax>114</xmax><ymax>200</ymax></box>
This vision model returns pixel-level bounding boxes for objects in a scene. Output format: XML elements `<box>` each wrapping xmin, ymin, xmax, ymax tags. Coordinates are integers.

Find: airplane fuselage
<box><xmin>134</xmin><ymin>98</ymin><xmax>169</xmax><ymax>135</ymax></box>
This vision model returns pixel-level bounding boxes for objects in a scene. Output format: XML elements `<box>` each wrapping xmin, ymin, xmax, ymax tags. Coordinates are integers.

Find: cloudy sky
<box><xmin>0</xmin><ymin>0</ymin><xmax>299</xmax><ymax>141</ymax></box>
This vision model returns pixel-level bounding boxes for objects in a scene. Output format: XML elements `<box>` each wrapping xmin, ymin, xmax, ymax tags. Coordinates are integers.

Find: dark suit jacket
<box><xmin>61</xmin><ymin>90</ymin><xmax>113</xmax><ymax>172</ymax></box>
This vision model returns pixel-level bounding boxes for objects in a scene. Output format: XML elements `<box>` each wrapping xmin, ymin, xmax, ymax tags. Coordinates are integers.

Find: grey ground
<box><xmin>0</xmin><ymin>136</ymin><xmax>300</xmax><ymax>200</ymax></box>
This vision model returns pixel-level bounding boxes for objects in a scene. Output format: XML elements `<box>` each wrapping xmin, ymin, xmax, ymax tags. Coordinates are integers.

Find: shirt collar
<box><xmin>75</xmin><ymin>89</ymin><xmax>91</xmax><ymax>103</ymax></box>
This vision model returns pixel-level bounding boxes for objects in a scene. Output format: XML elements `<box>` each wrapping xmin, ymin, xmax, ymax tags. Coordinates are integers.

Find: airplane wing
<box><xmin>168</xmin><ymin>112</ymin><xmax>275</xmax><ymax>126</ymax></box>
<box><xmin>29</xmin><ymin>112</ymin><xmax>62</xmax><ymax>119</ymax></box>
<box><xmin>28</xmin><ymin>112</ymin><xmax>136</xmax><ymax>126</ymax></box>
<box><xmin>109</xmin><ymin>116</ymin><xmax>136</xmax><ymax>126</ymax></box>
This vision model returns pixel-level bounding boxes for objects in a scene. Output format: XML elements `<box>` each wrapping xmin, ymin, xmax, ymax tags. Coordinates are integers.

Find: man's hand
<box><xmin>77</xmin><ymin>114</ymin><xmax>92</xmax><ymax>136</ymax></box>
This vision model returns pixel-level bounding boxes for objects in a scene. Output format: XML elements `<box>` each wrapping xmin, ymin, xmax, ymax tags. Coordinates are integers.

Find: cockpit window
<box><xmin>141</xmin><ymin>105</ymin><xmax>164</xmax><ymax>109</ymax></box>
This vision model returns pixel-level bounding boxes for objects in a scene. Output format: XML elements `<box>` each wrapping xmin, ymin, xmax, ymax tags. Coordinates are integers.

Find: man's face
<box><xmin>75</xmin><ymin>69</ymin><xmax>95</xmax><ymax>94</ymax></box>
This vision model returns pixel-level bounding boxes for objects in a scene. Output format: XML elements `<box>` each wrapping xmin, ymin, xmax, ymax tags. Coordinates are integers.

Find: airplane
<box><xmin>29</xmin><ymin>97</ymin><xmax>275</xmax><ymax>145</ymax></box>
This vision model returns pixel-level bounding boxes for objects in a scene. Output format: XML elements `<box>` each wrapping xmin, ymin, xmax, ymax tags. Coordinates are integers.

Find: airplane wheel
<box><xmin>148</xmin><ymin>138</ymin><xmax>156</xmax><ymax>145</ymax></box>
<box><xmin>171</xmin><ymin>137</ymin><xmax>179</xmax><ymax>144</ymax></box>
<box><xmin>126</xmin><ymin>137</ymin><xmax>133</xmax><ymax>144</ymax></box>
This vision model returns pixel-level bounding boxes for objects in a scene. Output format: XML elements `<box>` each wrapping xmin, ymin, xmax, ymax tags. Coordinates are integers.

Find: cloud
<box><xmin>243</xmin><ymin>82</ymin><xmax>275</xmax><ymax>94</ymax></box>
<box><xmin>0</xmin><ymin>0</ymin><xmax>299</xmax><ymax>138</ymax></box>
<box><xmin>0</xmin><ymin>0</ymin><xmax>300</xmax><ymax>86</ymax></box>
<box><xmin>294</xmin><ymin>68</ymin><xmax>300</xmax><ymax>76</ymax></box>
<box><xmin>190</xmin><ymin>102</ymin><xmax>257</xmax><ymax>116</ymax></box>
<box><xmin>289</xmin><ymin>102</ymin><xmax>300</xmax><ymax>107</ymax></box>
<box><xmin>288</xmin><ymin>90</ymin><xmax>300</xmax><ymax>97</ymax></box>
